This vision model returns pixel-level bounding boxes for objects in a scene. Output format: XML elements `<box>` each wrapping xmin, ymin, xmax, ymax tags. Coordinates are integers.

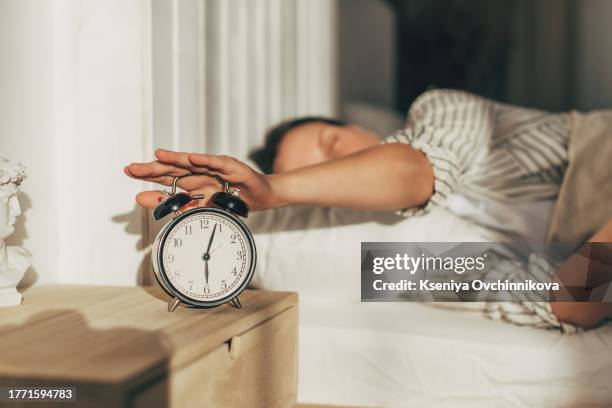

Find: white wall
<box><xmin>0</xmin><ymin>0</ymin><xmax>59</xmax><ymax>285</ymax></box>
<box><xmin>0</xmin><ymin>0</ymin><xmax>153</xmax><ymax>286</ymax></box>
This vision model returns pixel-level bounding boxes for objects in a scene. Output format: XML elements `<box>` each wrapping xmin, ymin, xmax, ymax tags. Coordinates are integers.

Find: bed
<box><xmin>246</xmin><ymin>205</ymin><xmax>612</xmax><ymax>407</ymax></box>
<box><xmin>299</xmin><ymin>300</ymin><xmax>612</xmax><ymax>407</ymax></box>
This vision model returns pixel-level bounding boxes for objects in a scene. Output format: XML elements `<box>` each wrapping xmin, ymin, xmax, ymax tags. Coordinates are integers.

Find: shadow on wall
<box><xmin>112</xmin><ymin>205</ymin><xmax>149</xmax><ymax>251</ymax></box>
<box><xmin>7</xmin><ymin>192</ymin><xmax>37</xmax><ymax>289</ymax></box>
<box><xmin>12</xmin><ymin>198</ymin><xmax>157</xmax><ymax>289</ymax></box>
<box><xmin>0</xmin><ymin>309</ymin><xmax>172</xmax><ymax>407</ymax></box>
<box><xmin>112</xmin><ymin>205</ymin><xmax>162</xmax><ymax>286</ymax></box>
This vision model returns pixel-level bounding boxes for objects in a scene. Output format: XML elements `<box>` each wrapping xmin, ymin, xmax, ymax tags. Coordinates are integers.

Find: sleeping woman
<box><xmin>125</xmin><ymin>89</ymin><xmax>612</xmax><ymax>331</ymax></box>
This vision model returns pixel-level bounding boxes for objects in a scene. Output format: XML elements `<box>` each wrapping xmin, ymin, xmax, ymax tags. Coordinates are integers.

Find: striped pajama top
<box><xmin>385</xmin><ymin>89</ymin><xmax>579</xmax><ymax>333</ymax></box>
<box><xmin>384</xmin><ymin>89</ymin><xmax>570</xmax><ymax>219</ymax></box>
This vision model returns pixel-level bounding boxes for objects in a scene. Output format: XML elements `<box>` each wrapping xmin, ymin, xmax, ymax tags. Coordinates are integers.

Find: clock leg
<box><xmin>168</xmin><ymin>297</ymin><xmax>181</xmax><ymax>312</ymax></box>
<box><xmin>230</xmin><ymin>297</ymin><xmax>242</xmax><ymax>310</ymax></box>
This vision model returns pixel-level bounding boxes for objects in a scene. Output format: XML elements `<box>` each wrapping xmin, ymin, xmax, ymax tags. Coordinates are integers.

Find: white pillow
<box><xmin>247</xmin><ymin>205</ymin><xmax>497</xmax><ymax>301</ymax></box>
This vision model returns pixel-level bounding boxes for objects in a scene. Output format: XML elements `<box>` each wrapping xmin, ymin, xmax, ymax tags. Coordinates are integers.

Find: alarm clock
<box><xmin>151</xmin><ymin>176</ymin><xmax>256</xmax><ymax>312</ymax></box>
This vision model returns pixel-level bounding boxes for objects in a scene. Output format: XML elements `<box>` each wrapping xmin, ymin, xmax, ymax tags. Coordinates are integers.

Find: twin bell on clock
<box><xmin>151</xmin><ymin>176</ymin><xmax>257</xmax><ymax>312</ymax></box>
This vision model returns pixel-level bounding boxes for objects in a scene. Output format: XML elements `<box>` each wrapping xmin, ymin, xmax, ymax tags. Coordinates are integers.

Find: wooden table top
<box><xmin>0</xmin><ymin>285</ymin><xmax>297</xmax><ymax>387</ymax></box>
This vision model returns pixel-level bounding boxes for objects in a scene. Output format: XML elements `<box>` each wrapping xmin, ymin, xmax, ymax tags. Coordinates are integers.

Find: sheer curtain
<box><xmin>152</xmin><ymin>0</ymin><xmax>338</xmax><ymax>159</ymax></box>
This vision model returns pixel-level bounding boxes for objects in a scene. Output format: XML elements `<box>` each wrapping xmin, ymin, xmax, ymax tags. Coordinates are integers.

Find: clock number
<box><xmin>204</xmin><ymin>285</ymin><xmax>211</xmax><ymax>294</ymax></box>
<box><xmin>173</xmin><ymin>270</ymin><xmax>181</xmax><ymax>279</ymax></box>
<box><xmin>167</xmin><ymin>253</ymin><xmax>175</xmax><ymax>263</ymax></box>
<box><xmin>188</xmin><ymin>280</ymin><xmax>194</xmax><ymax>290</ymax></box>
<box><xmin>221</xmin><ymin>280</ymin><xmax>227</xmax><ymax>289</ymax></box>
<box><xmin>236</xmin><ymin>251</ymin><xmax>243</xmax><ymax>260</ymax></box>
<box><xmin>185</xmin><ymin>225</ymin><xmax>192</xmax><ymax>235</ymax></box>
<box><xmin>231</xmin><ymin>267</ymin><xmax>237</xmax><ymax>276</ymax></box>
<box><xmin>173</xmin><ymin>237</ymin><xmax>183</xmax><ymax>248</ymax></box>
<box><xmin>216</xmin><ymin>223</ymin><xmax>222</xmax><ymax>233</ymax></box>
<box><xmin>200</xmin><ymin>219</ymin><xmax>209</xmax><ymax>229</ymax></box>
<box><xmin>230</xmin><ymin>234</ymin><xmax>237</xmax><ymax>244</ymax></box>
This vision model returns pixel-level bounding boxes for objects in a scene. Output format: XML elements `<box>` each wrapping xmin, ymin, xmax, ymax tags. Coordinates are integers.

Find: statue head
<box><xmin>0</xmin><ymin>158</ymin><xmax>26</xmax><ymax>240</ymax></box>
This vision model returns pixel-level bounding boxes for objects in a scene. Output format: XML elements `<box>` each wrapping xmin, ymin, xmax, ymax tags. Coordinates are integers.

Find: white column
<box><xmin>54</xmin><ymin>0</ymin><xmax>154</xmax><ymax>285</ymax></box>
<box><xmin>0</xmin><ymin>0</ymin><xmax>154</xmax><ymax>286</ymax></box>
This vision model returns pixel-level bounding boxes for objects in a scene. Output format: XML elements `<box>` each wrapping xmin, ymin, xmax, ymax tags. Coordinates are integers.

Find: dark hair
<box><xmin>249</xmin><ymin>116</ymin><xmax>347</xmax><ymax>173</ymax></box>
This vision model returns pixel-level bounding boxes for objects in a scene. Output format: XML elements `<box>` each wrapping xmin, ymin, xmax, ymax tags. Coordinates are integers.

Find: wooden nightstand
<box><xmin>0</xmin><ymin>285</ymin><xmax>298</xmax><ymax>408</ymax></box>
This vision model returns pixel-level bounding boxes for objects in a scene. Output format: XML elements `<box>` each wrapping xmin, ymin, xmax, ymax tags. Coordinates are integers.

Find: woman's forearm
<box><xmin>551</xmin><ymin>218</ymin><xmax>612</xmax><ymax>328</ymax></box>
<box><xmin>267</xmin><ymin>143</ymin><xmax>434</xmax><ymax>210</ymax></box>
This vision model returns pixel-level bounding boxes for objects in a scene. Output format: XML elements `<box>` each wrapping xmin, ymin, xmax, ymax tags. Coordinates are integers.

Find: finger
<box><xmin>156</xmin><ymin>149</ymin><xmax>218</xmax><ymax>175</ymax></box>
<box><xmin>187</xmin><ymin>153</ymin><xmax>248</xmax><ymax>183</ymax></box>
<box><xmin>187</xmin><ymin>153</ymin><xmax>226</xmax><ymax>171</ymax></box>
<box><xmin>178</xmin><ymin>174</ymin><xmax>223</xmax><ymax>191</ymax></box>
<box><xmin>135</xmin><ymin>191</ymin><xmax>164</xmax><ymax>208</ymax></box>
<box><xmin>155</xmin><ymin>149</ymin><xmax>197</xmax><ymax>169</ymax></box>
<box><xmin>141</xmin><ymin>173</ymin><xmax>223</xmax><ymax>192</ymax></box>
<box><xmin>126</xmin><ymin>161</ymin><xmax>190</xmax><ymax>179</ymax></box>
<box><xmin>157</xmin><ymin>150</ymin><xmax>253</xmax><ymax>185</ymax></box>
<box><xmin>125</xmin><ymin>164</ymin><xmax>177</xmax><ymax>187</ymax></box>
<box><xmin>135</xmin><ymin>184</ymin><xmax>223</xmax><ymax>212</ymax></box>
<box><xmin>156</xmin><ymin>149</ymin><xmax>231</xmax><ymax>185</ymax></box>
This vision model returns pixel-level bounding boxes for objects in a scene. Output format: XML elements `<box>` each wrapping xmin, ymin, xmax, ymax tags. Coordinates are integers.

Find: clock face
<box><xmin>159</xmin><ymin>210</ymin><xmax>254</xmax><ymax>303</ymax></box>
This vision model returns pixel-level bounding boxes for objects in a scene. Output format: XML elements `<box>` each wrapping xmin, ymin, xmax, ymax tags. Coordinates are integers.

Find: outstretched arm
<box><xmin>125</xmin><ymin>144</ymin><xmax>434</xmax><ymax>212</ymax></box>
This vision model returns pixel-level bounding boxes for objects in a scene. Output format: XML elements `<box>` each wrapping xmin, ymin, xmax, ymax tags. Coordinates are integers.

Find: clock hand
<box><xmin>210</xmin><ymin>244</ymin><xmax>223</xmax><ymax>254</ymax></box>
<box><xmin>205</xmin><ymin>223</ymin><xmax>218</xmax><ymax>256</ymax></box>
<box><xmin>203</xmin><ymin>224</ymin><xmax>217</xmax><ymax>286</ymax></box>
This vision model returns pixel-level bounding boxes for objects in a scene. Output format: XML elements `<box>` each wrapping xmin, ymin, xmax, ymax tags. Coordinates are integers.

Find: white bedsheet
<box><xmin>299</xmin><ymin>300</ymin><xmax>612</xmax><ymax>408</ymax></box>
<box><xmin>247</xmin><ymin>205</ymin><xmax>612</xmax><ymax>407</ymax></box>
<box><xmin>248</xmin><ymin>205</ymin><xmax>499</xmax><ymax>301</ymax></box>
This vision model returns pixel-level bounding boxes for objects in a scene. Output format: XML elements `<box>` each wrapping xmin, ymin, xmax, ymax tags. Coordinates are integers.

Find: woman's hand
<box><xmin>125</xmin><ymin>149</ymin><xmax>280</xmax><ymax>211</ymax></box>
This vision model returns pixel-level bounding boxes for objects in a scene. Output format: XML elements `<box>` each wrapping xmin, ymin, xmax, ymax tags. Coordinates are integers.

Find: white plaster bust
<box><xmin>0</xmin><ymin>157</ymin><xmax>32</xmax><ymax>306</ymax></box>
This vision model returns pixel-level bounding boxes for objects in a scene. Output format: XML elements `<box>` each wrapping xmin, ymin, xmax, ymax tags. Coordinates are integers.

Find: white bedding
<box><xmin>247</xmin><ymin>205</ymin><xmax>499</xmax><ymax>301</ymax></box>
<box><xmin>299</xmin><ymin>300</ymin><xmax>612</xmax><ymax>407</ymax></box>
<box><xmin>246</xmin><ymin>205</ymin><xmax>612</xmax><ymax>407</ymax></box>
